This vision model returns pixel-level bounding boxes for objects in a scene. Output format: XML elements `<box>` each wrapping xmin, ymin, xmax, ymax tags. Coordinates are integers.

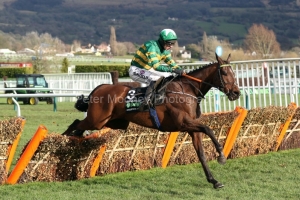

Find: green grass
<box><xmin>216</xmin><ymin>23</ymin><xmax>247</xmax><ymax>36</ymax></box>
<box><xmin>0</xmin><ymin>149</ymin><xmax>299</xmax><ymax>200</ymax></box>
<box><xmin>1</xmin><ymin>99</ymin><xmax>300</xmax><ymax>200</ymax></box>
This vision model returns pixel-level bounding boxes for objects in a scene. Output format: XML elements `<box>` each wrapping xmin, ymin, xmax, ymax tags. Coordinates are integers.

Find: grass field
<box><xmin>0</xmin><ymin>148</ymin><xmax>299</xmax><ymax>200</ymax></box>
<box><xmin>1</xmin><ymin>98</ymin><xmax>300</xmax><ymax>199</ymax></box>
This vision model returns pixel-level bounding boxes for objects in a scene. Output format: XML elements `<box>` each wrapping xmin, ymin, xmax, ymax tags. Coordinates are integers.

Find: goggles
<box><xmin>165</xmin><ymin>41</ymin><xmax>175</xmax><ymax>47</ymax></box>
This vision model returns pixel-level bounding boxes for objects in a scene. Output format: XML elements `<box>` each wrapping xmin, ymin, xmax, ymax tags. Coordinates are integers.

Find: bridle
<box><xmin>183</xmin><ymin>63</ymin><xmax>234</xmax><ymax>93</ymax></box>
<box><xmin>217</xmin><ymin>64</ymin><xmax>231</xmax><ymax>95</ymax></box>
<box><xmin>164</xmin><ymin>63</ymin><xmax>238</xmax><ymax>101</ymax></box>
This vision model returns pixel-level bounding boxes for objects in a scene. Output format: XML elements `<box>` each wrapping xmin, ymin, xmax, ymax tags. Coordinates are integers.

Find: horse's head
<box><xmin>213</xmin><ymin>53</ymin><xmax>240</xmax><ymax>101</ymax></box>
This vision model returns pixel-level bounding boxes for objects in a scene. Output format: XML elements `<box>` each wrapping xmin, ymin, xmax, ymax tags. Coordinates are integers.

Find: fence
<box><xmin>179</xmin><ymin>58</ymin><xmax>300</xmax><ymax>112</ymax></box>
<box><xmin>1</xmin><ymin>73</ymin><xmax>112</xmax><ymax>102</ymax></box>
<box><xmin>43</xmin><ymin>73</ymin><xmax>112</xmax><ymax>102</ymax></box>
<box><xmin>1</xmin><ymin>58</ymin><xmax>300</xmax><ymax>113</ymax></box>
<box><xmin>0</xmin><ymin>90</ymin><xmax>90</xmax><ymax>116</ymax></box>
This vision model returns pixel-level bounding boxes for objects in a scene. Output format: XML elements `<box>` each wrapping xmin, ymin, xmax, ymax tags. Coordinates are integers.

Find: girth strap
<box><xmin>149</xmin><ymin>107</ymin><xmax>163</xmax><ymax>131</ymax></box>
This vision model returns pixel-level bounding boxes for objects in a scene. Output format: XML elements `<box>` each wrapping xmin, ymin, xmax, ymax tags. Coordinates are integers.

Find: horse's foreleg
<box><xmin>62</xmin><ymin>119</ymin><xmax>81</xmax><ymax>136</ymax></box>
<box><xmin>198</xmin><ymin>125</ymin><xmax>226</xmax><ymax>165</ymax></box>
<box><xmin>62</xmin><ymin>116</ymin><xmax>103</xmax><ymax>137</ymax></box>
<box><xmin>183</xmin><ymin>118</ymin><xmax>226</xmax><ymax>165</ymax></box>
<box><xmin>188</xmin><ymin>131</ymin><xmax>224</xmax><ymax>189</ymax></box>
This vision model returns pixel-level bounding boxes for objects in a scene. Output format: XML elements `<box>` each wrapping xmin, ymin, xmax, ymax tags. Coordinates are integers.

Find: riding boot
<box><xmin>153</xmin><ymin>76</ymin><xmax>164</xmax><ymax>91</ymax></box>
<box><xmin>139</xmin><ymin>76</ymin><xmax>164</xmax><ymax>111</ymax></box>
<box><xmin>139</xmin><ymin>81</ymin><xmax>155</xmax><ymax>111</ymax></box>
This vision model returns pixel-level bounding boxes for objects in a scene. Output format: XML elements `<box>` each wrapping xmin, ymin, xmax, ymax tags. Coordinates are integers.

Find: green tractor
<box><xmin>5</xmin><ymin>74</ymin><xmax>53</xmax><ymax>105</ymax></box>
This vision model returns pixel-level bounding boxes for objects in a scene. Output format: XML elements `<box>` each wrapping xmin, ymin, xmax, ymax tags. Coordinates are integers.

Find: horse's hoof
<box><xmin>71</xmin><ymin>130</ymin><xmax>84</xmax><ymax>137</ymax></box>
<box><xmin>62</xmin><ymin>133</ymin><xmax>73</xmax><ymax>137</ymax></box>
<box><xmin>217</xmin><ymin>155</ymin><xmax>226</xmax><ymax>165</ymax></box>
<box><xmin>213</xmin><ymin>182</ymin><xmax>224</xmax><ymax>189</ymax></box>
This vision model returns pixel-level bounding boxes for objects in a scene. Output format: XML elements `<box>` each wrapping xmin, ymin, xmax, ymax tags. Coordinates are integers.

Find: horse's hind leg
<box><xmin>188</xmin><ymin>131</ymin><xmax>224</xmax><ymax>189</ymax></box>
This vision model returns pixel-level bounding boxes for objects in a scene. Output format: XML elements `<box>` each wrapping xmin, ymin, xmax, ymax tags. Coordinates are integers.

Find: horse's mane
<box><xmin>186</xmin><ymin>62</ymin><xmax>217</xmax><ymax>75</ymax></box>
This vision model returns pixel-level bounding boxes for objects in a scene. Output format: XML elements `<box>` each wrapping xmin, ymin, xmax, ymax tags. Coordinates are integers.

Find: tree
<box><xmin>0</xmin><ymin>31</ymin><xmax>13</xmax><ymax>49</ymax></box>
<box><xmin>186</xmin><ymin>44</ymin><xmax>200</xmax><ymax>59</ymax></box>
<box><xmin>20</xmin><ymin>31</ymin><xmax>66</xmax><ymax>55</ymax></box>
<box><xmin>123</xmin><ymin>42</ymin><xmax>136</xmax><ymax>54</ymax></box>
<box><xmin>21</xmin><ymin>31</ymin><xmax>40</xmax><ymax>50</ymax></box>
<box><xmin>201</xmin><ymin>31</ymin><xmax>208</xmax><ymax>54</ymax></box>
<box><xmin>115</xmin><ymin>43</ymin><xmax>127</xmax><ymax>56</ymax></box>
<box><xmin>171</xmin><ymin>42</ymin><xmax>179</xmax><ymax>58</ymax></box>
<box><xmin>71</xmin><ymin>40</ymin><xmax>82</xmax><ymax>53</ymax></box>
<box><xmin>61</xmin><ymin>58</ymin><xmax>69</xmax><ymax>73</ymax></box>
<box><xmin>199</xmin><ymin>35</ymin><xmax>223</xmax><ymax>60</ymax></box>
<box><xmin>11</xmin><ymin>0</ymin><xmax>64</xmax><ymax>10</ymax></box>
<box><xmin>109</xmin><ymin>26</ymin><xmax>117</xmax><ymax>56</ymax></box>
<box><xmin>244</xmin><ymin>24</ymin><xmax>281</xmax><ymax>58</ymax></box>
<box><xmin>32</xmin><ymin>57</ymin><xmax>50</xmax><ymax>73</ymax></box>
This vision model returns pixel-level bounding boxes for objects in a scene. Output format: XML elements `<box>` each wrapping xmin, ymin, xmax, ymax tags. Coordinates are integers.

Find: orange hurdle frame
<box><xmin>6</xmin><ymin>118</ymin><xmax>26</xmax><ymax>173</ymax></box>
<box><xmin>7</xmin><ymin>125</ymin><xmax>48</xmax><ymax>184</ymax></box>
<box><xmin>276</xmin><ymin>102</ymin><xmax>297</xmax><ymax>151</ymax></box>
<box><xmin>162</xmin><ymin>132</ymin><xmax>179</xmax><ymax>168</ymax></box>
<box><xmin>90</xmin><ymin>145</ymin><xmax>106</xmax><ymax>177</ymax></box>
<box><xmin>223</xmin><ymin>107</ymin><xmax>248</xmax><ymax>158</ymax></box>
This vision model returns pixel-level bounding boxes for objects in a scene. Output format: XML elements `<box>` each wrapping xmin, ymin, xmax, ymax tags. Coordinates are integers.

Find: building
<box><xmin>0</xmin><ymin>49</ymin><xmax>16</xmax><ymax>54</ymax></box>
<box><xmin>179</xmin><ymin>46</ymin><xmax>191</xmax><ymax>59</ymax></box>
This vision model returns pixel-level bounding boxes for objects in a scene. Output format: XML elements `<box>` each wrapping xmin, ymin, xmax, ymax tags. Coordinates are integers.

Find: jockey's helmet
<box><xmin>159</xmin><ymin>29</ymin><xmax>177</xmax><ymax>44</ymax></box>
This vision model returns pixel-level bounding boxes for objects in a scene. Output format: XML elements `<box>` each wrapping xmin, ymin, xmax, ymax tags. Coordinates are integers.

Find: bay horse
<box><xmin>63</xmin><ymin>53</ymin><xmax>240</xmax><ymax>188</ymax></box>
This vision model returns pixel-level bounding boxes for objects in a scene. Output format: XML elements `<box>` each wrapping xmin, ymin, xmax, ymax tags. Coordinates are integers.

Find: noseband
<box><xmin>217</xmin><ymin>64</ymin><xmax>229</xmax><ymax>93</ymax></box>
<box><xmin>176</xmin><ymin>63</ymin><xmax>238</xmax><ymax>101</ymax></box>
<box><xmin>217</xmin><ymin>64</ymin><xmax>240</xmax><ymax>94</ymax></box>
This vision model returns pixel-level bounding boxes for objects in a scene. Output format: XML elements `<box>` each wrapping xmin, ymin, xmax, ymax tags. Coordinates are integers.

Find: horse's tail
<box><xmin>74</xmin><ymin>94</ymin><xmax>89</xmax><ymax>112</ymax></box>
<box><xmin>74</xmin><ymin>84</ymin><xmax>107</xmax><ymax>112</ymax></box>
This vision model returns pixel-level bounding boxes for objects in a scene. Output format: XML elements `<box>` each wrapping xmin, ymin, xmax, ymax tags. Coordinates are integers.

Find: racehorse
<box><xmin>63</xmin><ymin>53</ymin><xmax>240</xmax><ymax>188</ymax></box>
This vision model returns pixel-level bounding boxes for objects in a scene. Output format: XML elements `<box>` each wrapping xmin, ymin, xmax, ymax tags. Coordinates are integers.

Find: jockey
<box><xmin>129</xmin><ymin>28</ymin><xmax>184</xmax><ymax>110</ymax></box>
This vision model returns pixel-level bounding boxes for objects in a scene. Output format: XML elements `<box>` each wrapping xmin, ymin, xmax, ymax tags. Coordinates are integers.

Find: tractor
<box><xmin>4</xmin><ymin>74</ymin><xmax>53</xmax><ymax>105</ymax></box>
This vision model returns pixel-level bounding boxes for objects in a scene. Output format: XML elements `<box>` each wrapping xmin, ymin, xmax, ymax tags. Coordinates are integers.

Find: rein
<box><xmin>183</xmin><ymin>64</ymin><xmax>230</xmax><ymax>86</ymax></box>
<box><xmin>182</xmin><ymin>74</ymin><xmax>203</xmax><ymax>83</ymax></box>
<box><xmin>183</xmin><ymin>74</ymin><xmax>214</xmax><ymax>88</ymax></box>
<box><xmin>159</xmin><ymin>64</ymin><xmax>232</xmax><ymax>100</ymax></box>
<box><xmin>182</xmin><ymin>63</ymin><xmax>232</xmax><ymax>96</ymax></box>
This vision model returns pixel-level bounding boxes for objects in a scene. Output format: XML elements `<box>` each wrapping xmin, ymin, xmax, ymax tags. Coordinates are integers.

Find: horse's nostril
<box><xmin>232</xmin><ymin>90</ymin><xmax>240</xmax><ymax>95</ymax></box>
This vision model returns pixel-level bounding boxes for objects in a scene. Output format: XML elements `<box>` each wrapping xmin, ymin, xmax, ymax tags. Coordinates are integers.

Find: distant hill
<box><xmin>0</xmin><ymin>0</ymin><xmax>299</xmax><ymax>50</ymax></box>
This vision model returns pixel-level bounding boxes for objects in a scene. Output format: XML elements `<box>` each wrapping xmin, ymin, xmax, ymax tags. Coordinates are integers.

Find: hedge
<box><xmin>0</xmin><ymin>68</ymin><xmax>33</xmax><ymax>78</ymax></box>
<box><xmin>75</xmin><ymin>65</ymin><xmax>130</xmax><ymax>77</ymax></box>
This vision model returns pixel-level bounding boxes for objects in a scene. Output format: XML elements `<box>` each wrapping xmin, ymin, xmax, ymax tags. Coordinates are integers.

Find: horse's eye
<box><xmin>220</xmin><ymin>68</ymin><xmax>227</xmax><ymax>76</ymax></box>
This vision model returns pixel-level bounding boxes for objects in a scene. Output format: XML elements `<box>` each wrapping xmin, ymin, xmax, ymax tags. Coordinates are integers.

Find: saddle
<box><xmin>125</xmin><ymin>77</ymin><xmax>171</xmax><ymax>112</ymax></box>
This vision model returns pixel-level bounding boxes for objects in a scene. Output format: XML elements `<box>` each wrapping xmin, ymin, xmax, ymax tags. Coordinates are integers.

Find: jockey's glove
<box><xmin>172</xmin><ymin>68</ymin><xmax>185</xmax><ymax>75</ymax></box>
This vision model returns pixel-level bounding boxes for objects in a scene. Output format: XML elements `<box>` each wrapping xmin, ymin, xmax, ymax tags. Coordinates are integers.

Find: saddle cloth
<box><xmin>125</xmin><ymin>81</ymin><xmax>167</xmax><ymax>112</ymax></box>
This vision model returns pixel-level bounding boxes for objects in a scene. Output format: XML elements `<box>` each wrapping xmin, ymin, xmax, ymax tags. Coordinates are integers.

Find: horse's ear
<box><xmin>215</xmin><ymin>53</ymin><xmax>222</xmax><ymax>64</ymax></box>
<box><xmin>226</xmin><ymin>54</ymin><xmax>231</xmax><ymax>63</ymax></box>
